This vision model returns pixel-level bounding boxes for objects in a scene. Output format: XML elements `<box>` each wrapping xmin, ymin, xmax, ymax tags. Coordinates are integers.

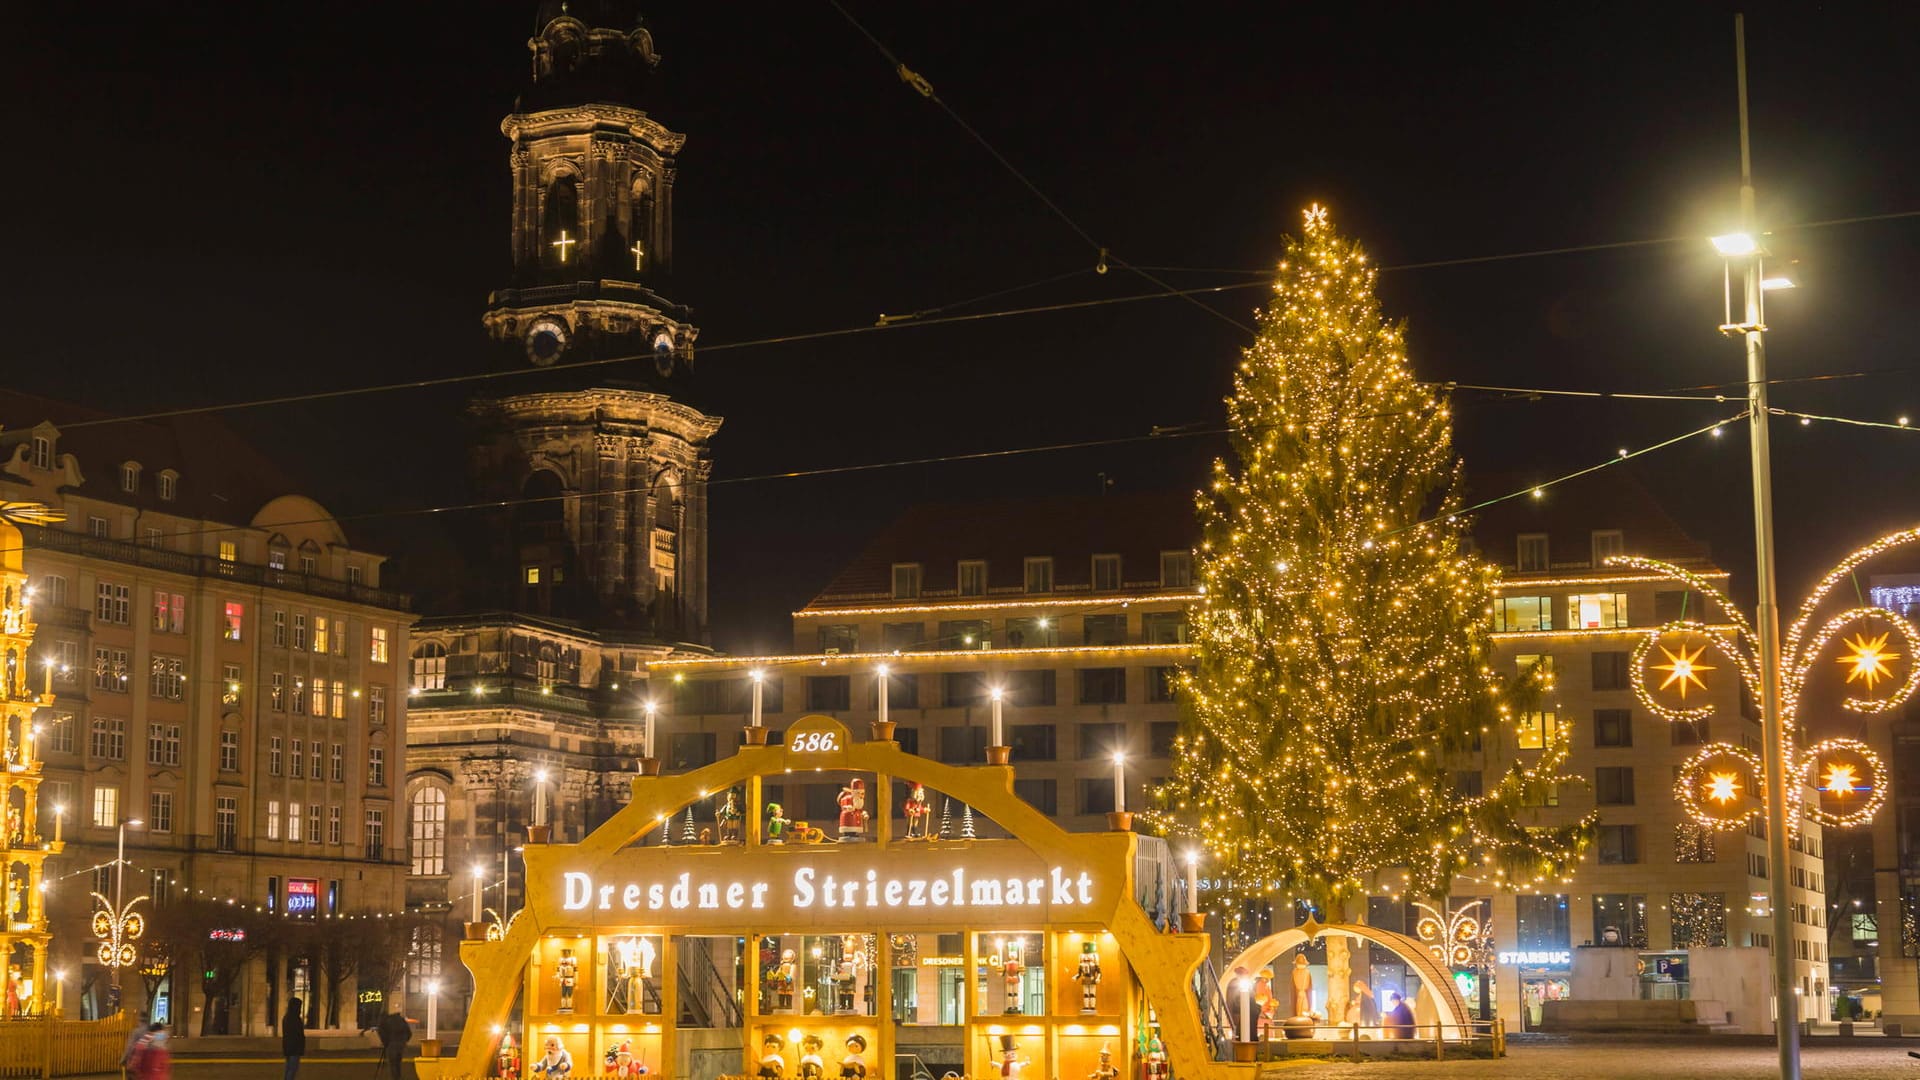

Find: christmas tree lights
<box><xmin>1148</xmin><ymin>207</ymin><xmax>1592</xmax><ymax>916</ymax></box>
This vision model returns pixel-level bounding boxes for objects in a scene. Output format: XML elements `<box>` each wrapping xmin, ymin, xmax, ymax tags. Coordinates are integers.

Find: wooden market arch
<box><xmin>1218</xmin><ymin>920</ymin><xmax>1472</xmax><ymax>1034</ymax></box>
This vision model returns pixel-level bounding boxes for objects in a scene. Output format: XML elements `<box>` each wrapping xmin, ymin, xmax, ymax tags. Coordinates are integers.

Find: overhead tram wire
<box><xmin>823</xmin><ymin>0</ymin><xmax>1253</xmax><ymax>336</ymax></box>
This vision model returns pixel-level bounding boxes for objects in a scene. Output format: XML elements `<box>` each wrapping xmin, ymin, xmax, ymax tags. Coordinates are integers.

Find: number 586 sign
<box><xmin>784</xmin><ymin>717</ymin><xmax>851</xmax><ymax>755</ymax></box>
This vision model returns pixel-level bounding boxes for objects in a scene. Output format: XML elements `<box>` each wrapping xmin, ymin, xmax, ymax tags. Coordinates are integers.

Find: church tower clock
<box><xmin>471</xmin><ymin>1</ymin><xmax>719</xmax><ymax>640</ymax></box>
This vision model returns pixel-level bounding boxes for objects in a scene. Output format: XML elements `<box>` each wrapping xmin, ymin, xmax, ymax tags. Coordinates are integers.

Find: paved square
<box><xmin>1295</xmin><ymin>1035</ymin><xmax>1920</xmax><ymax>1078</ymax></box>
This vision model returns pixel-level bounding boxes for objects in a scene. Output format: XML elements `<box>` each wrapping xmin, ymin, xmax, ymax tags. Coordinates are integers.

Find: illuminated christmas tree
<box><xmin>1153</xmin><ymin>206</ymin><xmax>1591</xmax><ymax>926</ymax></box>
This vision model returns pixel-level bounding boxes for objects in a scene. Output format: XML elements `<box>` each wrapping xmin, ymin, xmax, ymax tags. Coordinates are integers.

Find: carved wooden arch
<box><xmin>427</xmin><ymin>715</ymin><xmax>1218</xmax><ymax>1080</ymax></box>
<box><xmin>1218</xmin><ymin>920</ymin><xmax>1472</xmax><ymax>1034</ymax></box>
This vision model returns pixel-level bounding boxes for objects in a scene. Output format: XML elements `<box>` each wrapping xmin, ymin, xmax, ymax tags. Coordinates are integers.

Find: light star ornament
<box><xmin>1705</xmin><ymin>771</ymin><xmax>1742</xmax><ymax>805</ymax></box>
<box><xmin>1653</xmin><ymin>642</ymin><xmax>1715</xmax><ymax>699</ymax></box>
<box><xmin>1675</xmin><ymin>743</ymin><xmax>1762</xmax><ymax>829</ymax></box>
<box><xmin>1838</xmin><ymin>631</ymin><xmax>1899</xmax><ymax>691</ymax></box>
<box><xmin>1801</xmin><ymin>737</ymin><xmax>1885</xmax><ymax>828</ymax></box>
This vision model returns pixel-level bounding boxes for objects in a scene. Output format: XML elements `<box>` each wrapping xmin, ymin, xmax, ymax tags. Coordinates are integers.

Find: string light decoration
<box><xmin>1613</xmin><ymin>525</ymin><xmax>1920</xmax><ymax>832</ymax></box>
<box><xmin>1146</xmin><ymin>206</ymin><xmax>1592</xmax><ymax>917</ymax></box>
<box><xmin>1413</xmin><ymin>900</ymin><xmax>1490</xmax><ymax>969</ymax></box>
<box><xmin>91</xmin><ymin>891</ymin><xmax>146</xmax><ymax>969</ymax></box>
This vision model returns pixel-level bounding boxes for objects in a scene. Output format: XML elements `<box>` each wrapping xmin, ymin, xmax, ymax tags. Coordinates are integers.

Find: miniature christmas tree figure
<box><xmin>1151</xmin><ymin>205</ymin><xmax>1591</xmax><ymax>984</ymax></box>
<box><xmin>938</xmin><ymin>798</ymin><xmax>953</xmax><ymax>839</ymax></box>
<box><xmin>960</xmin><ymin>804</ymin><xmax>976</xmax><ymax>839</ymax></box>
<box><xmin>681</xmin><ymin>807</ymin><xmax>697</xmax><ymax>845</ymax></box>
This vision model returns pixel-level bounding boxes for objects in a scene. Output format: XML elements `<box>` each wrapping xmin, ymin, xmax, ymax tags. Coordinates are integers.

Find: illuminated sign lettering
<box><xmin>1497</xmin><ymin>950</ymin><xmax>1571</xmax><ymax>966</ymax></box>
<box><xmin>789</xmin><ymin>730</ymin><xmax>841</xmax><ymax>752</ymax></box>
<box><xmin>287</xmin><ymin>878</ymin><xmax>318</xmax><ymax>915</ymax></box>
<box><xmin>560</xmin><ymin>865</ymin><xmax>1096</xmax><ymax>914</ymax></box>
<box><xmin>207</xmin><ymin>928</ymin><xmax>247</xmax><ymax>943</ymax></box>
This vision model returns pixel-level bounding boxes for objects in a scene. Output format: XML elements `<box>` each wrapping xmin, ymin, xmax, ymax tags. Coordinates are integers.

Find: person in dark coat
<box><xmin>377</xmin><ymin>1004</ymin><xmax>412</xmax><ymax>1080</ymax></box>
<box><xmin>1383</xmin><ymin>992</ymin><xmax>1416</xmax><ymax>1039</ymax></box>
<box><xmin>281</xmin><ymin>998</ymin><xmax>307</xmax><ymax>1080</ymax></box>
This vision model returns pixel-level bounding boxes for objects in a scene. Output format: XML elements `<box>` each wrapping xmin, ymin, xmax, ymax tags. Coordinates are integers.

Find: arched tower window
<box><xmin>411</xmin><ymin>642</ymin><xmax>448</xmax><ymax>692</ymax></box>
<box><xmin>515</xmin><ymin>471</ymin><xmax>573</xmax><ymax>617</ymax></box>
<box><xmin>543</xmin><ymin>174</ymin><xmax>581</xmax><ymax>267</ymax></box>
<box><xmin>409</xmin><ymin>786</ymin><xmax>447</xmax><ymax>876</ymax></box>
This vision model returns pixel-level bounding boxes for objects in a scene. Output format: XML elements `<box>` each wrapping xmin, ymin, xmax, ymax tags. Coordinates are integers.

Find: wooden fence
<box><xmin>0</xmin><ymin>1013</ymin><xmax>136</xmax><ymax>1077</ymax></box>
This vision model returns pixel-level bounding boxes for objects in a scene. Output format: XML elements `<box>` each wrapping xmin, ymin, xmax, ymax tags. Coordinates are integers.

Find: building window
<box><xmin>143</xmin><ymin>527</ymin><xmax>165</xmax><ymax>549</ymax></box>
<box><xmin>1592</xmin><ymin>530</ymin><xmax>1625</xmax><ymax>565</ymax></box>
<box><xmin>348</xmin><ymin>565</ymin><xmax>362</xmax><ymax>585</ymax></box>
<box><xmin>267</xmin><ymin>800</ymin><xmax>281</xmax><ymax>841</ymax></box>
<box><xmin>120</xmin><ymin>463</ymin><xmax>140</xmax><ymax>492</ymax></box>
<box><xmin>871</xmin><ymin>673</ymin><xmax>918</xmax><ymax>709</ymax></box>
<box><xmin>156</xmin><ymin>471</ymin><xmax>177</xmax><ymax>500</ymax></box>
<box><xmin>1672</xmin><ymin>719</ymin><xmax>1710</xmax><ymax>746</ymax></box>
<box><xmin>1003</xmin><ymin>617</ymin><xmax>1055</xmax><ymax>649</ymax></box>
<box><xmin>145</xmin><ymin>723</ymin><xmax>181</xmax><ymax>767</ymax></box>
<box><xmin>411</xmin><ymin>788</ymin><xmax>447</xmax><ymax>876</ymax></box>
<box><xmin>1141</xmin><ymin>612</ymin><xmax>1188</xmax><ymax>645</ymax></box>
<box><xmin>1514</xmin><ymin>894</ymin><xmax>1572</xmax><ymax>951</ymax></box>
<box><xmin>1077</xmin><ymin>779</ymin><xmax>1116</xmax><ymax>816</ymax></box>
<box><xmin>817</xmin><ymin>624</ymin><xmax>859</xmax><ymax>654</ymax></box>
<box><xmin>330</xmin><ymin>680</ymin><xmax>345</xmax><ymax>719</ymax></box>
<box><xmin>92</xmin><ymin>786</ymin><xmax>119</xmax><ymax>828</ymax></box>
<box><xmin>1023</xmin><ymin>558</ymin><xmax>1054</xmax><ymax>594</ymax></box>
<box><xmin>1083</xmin><ymin>615</ymin><xmax>1128</xmax><ymax>647</ymax></box>
<box><xmin>940</xmin><ymin>671</ymin><xmax>989</xmax><ymax>709</ymax></box>
<box><xmin>1091</xmin><ymin>554</ymin><xmax>1122</xmax><ymax>591</ymax></box>
<box><xmin>1008</xmin><ymin>724</ymin><xmax>1056</xmax><ymax>762</ymax></box>
<box><xmin>882</xmin><ymin>622</ymin><xmax>923</xmax><ymax>651</ymax></box>
<box><xmin>309</xmin><ymin>804</ymin><xmax>322</xmax><ymax>844</ymax></box>
<box><xmin>37</xmin><ymin>574</ymin><xmax>68</xmax><ymax>609</ymax></box>
<box><xmin>328</xmin><ymin>806</ymin><xmax>342</xmax><ymax>845</ymax></box>
<box><xmin>292</xmin><ymin>613</ymin><xmax>308</xmax><ymax>651</ymax></box>
<box><xmin>310</xmin><ymin>681</ymin><xmax>325</xmax><ymax>716</ymax></box>
<box><xmin>1515</xmin><ymin>710</ymin><xmax>1558</xmax><ymax>750</ymax></box>
<box><xmin>215</xmin><ymin>798</ymin><xmax>238</xmax><ymax>851</ymax></box>
<box><xmin>1149</xmin><ymin>721</ymin><xmax>1179</xmax><ymax>757</ymax></box>
<box><xmin>1493</xmin><ymin>596</ymin><xmax>1552</xmax><ymax>632</ymax></box>
<box><xmin>331</xmin><ymin>743</ymin><xmax>344</xmax><ymax>782</ymax></box>
<box><xmin>149</xmin><ymin>656</ymin><xmax>185</xmax><ymax>700</ymax></box>
<box><xmin>937</xmin><ymin>726</ymin><xmax>985</xmax><ymax>765</ymax></box>
<box><xmin>45</xmin><ymin>712</ymin><xmax>75</xmax><ymax>754</ymax></box>
<box><xmin>221</xmin><ymin>602</ymin><xmax>244</xmax><ymax>641</ymax></box>
<box><xmin>365</xmin><ymin>809</ymin><xmax>386</xmax><ymax>860</ymax></box>
<box><xmin>1595</xmin><ymin>824</ymin><xmax>1639</xmax><ymax>864</ymax></box>
<box><xmin>1516</xmin><ymin>534</ymin><xmax>1549</xmax><ymax>572</ymax></box>
<box><xmin>957</xmin><ymin>560</ymin><xmax>987</xmax><ymax>597</ymax></box>
<box><xmin>668</xmin><ymin>732</ymin><xmax>717</xmax><ymax>770</ymax></box>
<box><xmin>1592</xmin><ymin>894</ymin><xmax>1648</xmax><ymax>948</ymax></box>
<box><xmin>370</xmin><ymin>627</ymin><xmax>389</xmax><ymax>663</ymax></box>
<box><xmin>1669</xmin><ymin>892</ymin><xmax>1727</xmax><ymax>948</ymax></box>
<box><xmin>407</xmin><ymin>926</ymin><xmax>444</xmax><ymax>997</ymax></box>
<box><xmin>938</xmin><ymin>620</ymin><xmax>990</xmax><ymax>649</ymax></box>
<box><xmin>289</xmin><ymin>802</ymin><xmax>303</xmax><ymax>843</ymax></box>
<box><xmin>1014</xmin><ymin>779</ymin><xmax>1058</xmax><ymax>816</ymax></box>
<box><xmin>272</xmin><ymin>610</ymin><xmax>287</xmax><ymax>648</ymax></box>
<box><xmin>151</xmin><ymin>592</ymin><xmax>185</xmax><ymax>634</ymax></box>
<box><xmin>291</xmin><ymin>739</ymin><xmax>304</xmax><ymax>778</ymax></box>
<box><xmin>806</xmin><ymin>676</ymin><xmax>851</xmax><ymax>711</ymax></box>
<box><xmin>1595</xmin><ymin>766</ymin><xmax>1636</xmax><ymax>805</ymax></box>
<box><xmin>219</xmin><ymin>730</ymin><xmax>240</xmax><ymax>772</ymax></box>
<box><xmin>1593</xmin><ymin>708</ymin><xmax>1633</xmax><ymax>747</ymax></box>
<box><xmin>96</xmin><ymin>582</ymin><xmax>130</xmax><ymax>625</ymax></box>
<box><xmin>1078</xmin><ymin>668</ymin><xmax>1127</xmax><ymax>705</ymax></box>
<box><xmin>1454</xmin><ymin>770</ymin><xmax>1484</xmax><ymax>797</ymax></box>
<box><xmin>1570</xmin><ymin>593</ymin><xmax>1628</xmax><ymax>629</ymax></box>
<box><xmin>93</xmin><ymin>647</ymin><xmax>129</xmax><ymax>693</ymax></box>
<box><xmin>412</xmin><ymin>643</ymin><xmax>447</xmax><ymax>691</ymax></box>
<box><xmin>1160</xmin><ymin>551</ymin><xmax>1192</xmax><ymax>588</ymax></box>
<box><xmin>369</xmin><ymin>685</ymin><xmax>387</xmax><ymax>725</ymax></box>
<box><xmin>1079</xmin><ymin>721</ymin><xmax>1125</xmax><ymax>760</ymax></box>
<box><xmin>30</xmin><ymin>436</ymin><xmax>51</xmax><ymax>470</ymax></box>
<box><xmin>1146</xmin><ymin>666</ymin><xmax>1180</xmax><ymax>704</ymax></box>
<box><xmin>1655</xmin><ymin>590</ymin><xmax>1701</xmax><ymax>623</ymax></box>
<box><xmin>87</xmin><ymin>516</ymin><xmax>109</xmax><ymax>538</ymax></box>
<box><xmin>1674</xmin><ymin>822</ymin><xmax>1717</xmax><ymax>863</ymax></box>
<box><xmin>222</xmin><ymin>663</ymin><xmax>242</xmax><ymax>705</ymax></box>
<box><xmin>313</xmin><ymin>616</ymin><xmax>330</xmax><ymax>654</ymax></box>
<box><xmin>891</xmin><ymin>564</ymin><xmax>922</xmax><ymax>600</ymax></box>
<box><xmin>90</xmin><ymin>717</ymin><xmax>125</xmax><ymax>761</ymax></box>
<box><xmin>271</xmin><ymin>673</ymin><xmax>286</xmax><ymax>712</ymax></box>
<box><xmin>219</xmin><ymin>539</ymin><xmax>237</xmax><ymax>565</ymax></box>
<box><xmin>1005</xmin><ymin>669</ymin><xmax>1055</xmax><ymax>707</ymax></box>
<box><xmin>1591</xmin><ymin>651</ymin><xmax>1629</xmax><ymax>690</ymax></box>
<box><xmin>269</xmin><ymin>736</ymin><xmax>283</xmax><ymax>776</ymax></box>
<box><xmin>369</xmin><ymin>747</ymin><xmax>386</xmax><ymax>787</ymax></box>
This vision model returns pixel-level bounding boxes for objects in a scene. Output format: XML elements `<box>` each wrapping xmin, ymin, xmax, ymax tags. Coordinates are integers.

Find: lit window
<box><xmin>313</xmin><ymin>616</ymin><xmax>330</xmax><ymax>654</ymax></box>
<box><xmin>1516</xmin><ymin>709</ymin><xmax>1559</xmax><ymax>750</ymax></box>
<box><xmin>267</xmin><ymin>800</ymin><xmax>281</xmax><ymax>841</ymax></box>
<box><xmin>223</xmin><ymin>601</ymin><xmax>244</xmax><ymax>641</ymax></box>
<box><xmin>91</xmin><ymin>786</ymin><xmax>119</xmax><ymax>828</ymax></box>
<box><xmin>370</xmin><ymin>627</ymin><xmax>390</xmax><ymax>663</ymax></box>
<box><xmin>369</xmin><ymin>686</ymin><xmax>387</xmax><ymax>725</ymax></box>
<box><xmin>1570</xmin><ymin>593</ymin><xmax>1628</xmax><ymax>629</ymax></box>
<box><xmin>524</xmin><ymin>567</ymin><xmax>541</xmax><ymax>585</ymax></box>
<box><xmin>1493</xmin><ymin>596</ymin><xmax>1553</xmax><ymax>632</ymax></box>
<box><xmin>410</xmin><ymin>788</ymin><xmax>447</xmax><ymax>876</ymax></box>
<box><xmin>412</xmin><ymin>643</ymin><xmax>448</xmax><ymax>691</ymax></box>
<box><xmin>219</xmin><ymin>540</ymin><xmax>237</xmax><ymax>563</ymax></box>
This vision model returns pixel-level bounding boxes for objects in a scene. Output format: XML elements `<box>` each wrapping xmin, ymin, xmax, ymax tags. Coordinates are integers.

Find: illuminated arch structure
<box><xmin>1217</xmin><ymin>922</ymin><xmax>1472</xmax><ymax>1036</ymax></box>
<box><xmin>424</xmin><ymin>716</ymin><xmax>1213</xmax><ymax>1080</ymax></box>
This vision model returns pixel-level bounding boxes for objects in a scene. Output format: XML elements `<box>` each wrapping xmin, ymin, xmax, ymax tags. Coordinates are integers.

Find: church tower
<box><xmin>471</xmin><ymin>1</ymin><xmax>719</xmax><ymax>641</ymax></box>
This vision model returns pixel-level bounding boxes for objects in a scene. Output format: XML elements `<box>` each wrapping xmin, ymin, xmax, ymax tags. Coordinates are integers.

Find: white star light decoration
<box><xmin>1302</xmin><ymin>203</ymin><xmax>1330</xmax><ymax>231</ymax></box>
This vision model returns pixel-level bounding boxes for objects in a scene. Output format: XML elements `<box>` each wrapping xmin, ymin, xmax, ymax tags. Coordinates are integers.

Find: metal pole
<box><xmin>1731</xmin><ymin>14</ymin><xmax>1800</xmax><ymax>1079</ymax></box>
<box><xmin>112</xmin><ymin>823</ymin><xmax>125</xmax><ymax>1000</ymax></box>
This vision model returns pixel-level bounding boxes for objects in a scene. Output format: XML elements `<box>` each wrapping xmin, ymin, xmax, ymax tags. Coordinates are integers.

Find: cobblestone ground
<box><xmin>1291</xmin><ymin>1035</ymin><xmax>1920</xmax><ymax>1078</ymax></box>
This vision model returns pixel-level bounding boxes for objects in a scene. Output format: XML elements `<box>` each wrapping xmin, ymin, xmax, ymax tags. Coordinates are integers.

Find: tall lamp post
<box><xmin>1712</xmin><ymin>14</ymin><xmax>1798</xmax><ymax>1078</ymax></box>
<box><xmin>111</xmin><ymin>817</ymin><xmax>144</xmax><ymax>1001</ymax></box>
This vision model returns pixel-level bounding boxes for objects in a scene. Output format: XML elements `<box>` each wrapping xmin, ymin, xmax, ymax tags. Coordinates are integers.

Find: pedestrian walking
<box><xmin>377</xmin><ymin>1002</ymin><xmax>412</xmax><ymax>1080</ymax></box>
<box><xmin>282</xmin><ymin>997</ymin><xmax>307</xmax><ymax>1080</ymax></box>
<box><xmin>129</xmin><ymin>1023</ymin><xmax>170</xmax><ymax>1080</ymax></box>
<box><xmin>119</xmin><ymin>1011</ymin><xmax>152</xmax><ymax>1080</ymax></box>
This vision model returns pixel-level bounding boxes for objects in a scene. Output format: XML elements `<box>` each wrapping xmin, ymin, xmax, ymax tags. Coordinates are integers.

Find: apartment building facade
<box><xmin>647</xmin><ymin>479</ymin><xmax>1828</xmax><ymax>1032</ymax></box>
<box><xmin>1</xmin><ymin>398</ymin><xmax>412</xmax><ymax>1032</ymax></box>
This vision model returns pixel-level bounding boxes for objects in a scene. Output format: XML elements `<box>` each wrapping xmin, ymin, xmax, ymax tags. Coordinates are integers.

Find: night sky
<box><xmin>8</xmin><ymin>4</ymin><xmax>1919</xmax><ymax>651</ymax></box>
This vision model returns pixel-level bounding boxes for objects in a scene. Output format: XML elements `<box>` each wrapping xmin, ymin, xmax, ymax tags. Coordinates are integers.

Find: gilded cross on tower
<box><xmin>630</xmin><ymin>239</ymin><xmax>646</xmax><ymax>271</ymax></box>
<box><xmin>551</xmin><ymin>229</ymin><xmax>577</xmax><ymax>263</ymax></box>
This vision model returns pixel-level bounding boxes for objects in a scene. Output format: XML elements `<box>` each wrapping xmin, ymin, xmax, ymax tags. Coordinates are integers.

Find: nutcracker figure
<box><xmin>1087</xmin><ymin>1044</ymin><xmax>1120</xmax><ymax>1080</ymax></box>
<box><xmin>836</xmin><ymin>779</ymin><xmax>868</xmax><ymax>842</ymax></box>
<box><xmin>756</xmin><ymin>1033</ymin><xmax>788</xmax><ymax>1080</ymax></box>
<box><xmin>497</xmin><ymin>1032</ymin><xmax>521</xmax><ymax>1080</ymax></box>
<box><xmin>766</xmin><ymin>802</ymin><xmax>791</xmax><ymax>844</ymax></box>
<box><xmin>1141</xmin><ymin>1035</ymin><xmax>1169</xmax><ymax>1080</ymax></box>
<box><xmin>555</xmin><ymin>948</ymin><xmax>578</xmax><ymax>1013</ymax></box>
<box><xmin>1074</xmin><ymin>940</ymin><xmax>1103</xmax><ymax>1014</ymax></box>
<box><xmin>833</xmin><ymin>955</ymin><xmax>856</xmax><ymax>1014</ymax></box>
<box><xmin>718</xmin><ymin>791</ymin><xmax>744</xmax><ymax>843</ymax></box>
<box><xmin>770</xmin><ymin>949</ymin><xmax>797</xmax><ymax>1010</ymax></box>
<box><xmin>799</xmin><ymin>1034</ymin><xmax>825</xmax><ymax>1080</ymax></box>
<box><xmin>1000</xmin><ymin>939</ymin><xmax>1025</xmax><ymax>1014</ymax></box>
<box><xmin>903</xmin><ymin>783</ymin><xmax>930</xmax><ymax>840</ymax></box>
<box><xmin>995</xmin><ymin>1035</ymin><xmax>1027</xmax><ymax>1080</ymax></box>
<box><xmin>839</xmin><ymin>1034</ymin><xmax>868</xmax><ymax>1080</ymax></box>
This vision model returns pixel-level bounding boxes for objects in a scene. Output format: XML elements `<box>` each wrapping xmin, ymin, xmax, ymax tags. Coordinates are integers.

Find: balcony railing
<box><xmin>20</xmin><ymin>525</ymin><xmax>411</xmax><ymax>611</ymax></box>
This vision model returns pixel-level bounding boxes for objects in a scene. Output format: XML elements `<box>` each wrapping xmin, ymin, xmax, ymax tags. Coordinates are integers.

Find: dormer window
<box><xmin>891</xmin><ymin>563</ymin><xmax>922</xmax><ymax>600</ymax></box>
<box><xmin>156</xmin><ymin>470</ymin><xmax>178</xmax><ymax>500</ymax></box>
<box><xmin>1592</xmin><ymin>530</ymin><xmax>1625</xmax><ymax>566</ymax></box>
<box><xmin>1516</xmin><ymin>534</ymin><xmax>1549</xmax><ymax>573</ymax></box>
<box><xmin>121</xmin><ymin>463</ymin><xmax>141</xmax><ymax>493</ymax></box>
<box><xmin>957</xmin><ymin>560</ymin><xmax>987</xmax><ymax>597</ymax></box>
<box><xmin>29</xmin><ymin>436</ymin><xmax>51</xmax><ymax>470</ymax></box>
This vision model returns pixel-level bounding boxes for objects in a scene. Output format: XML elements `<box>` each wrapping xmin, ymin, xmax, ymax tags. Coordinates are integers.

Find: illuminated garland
<box><xmin>1628</xmin><ymin>621</ymin><xmax>1752</xmax><ymax>723</ymax></box>
<box><xmin>1795</xmin><ymin>607</ymin><xmax>1919</xmax><ymax>716</ymax></box>
<box><xmin>1674</xmin><ymin>744</ymin><xmax>1763</xmax><ymax>830</ymax></box>
<box><xmin>1800</xmin><ymin>737</ymin><xmax>1885</xmax><ymax>829</ymax></box>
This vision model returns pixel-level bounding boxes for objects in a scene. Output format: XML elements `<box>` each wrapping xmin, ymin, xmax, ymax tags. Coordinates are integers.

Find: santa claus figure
<box><xmin>837</xmin><ymin>779</ymin><xmax>868</xmax><ymax>842</ymax></box>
